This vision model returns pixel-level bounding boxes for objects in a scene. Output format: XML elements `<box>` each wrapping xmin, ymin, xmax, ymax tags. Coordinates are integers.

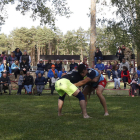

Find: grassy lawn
<box><xmin>0</xmin><ymin>88</ymin><xmax>140</xmax><ymax>140</ymax></box>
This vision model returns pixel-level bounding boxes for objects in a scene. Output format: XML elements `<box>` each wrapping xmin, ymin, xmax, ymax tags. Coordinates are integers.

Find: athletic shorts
<box><xmin>98</xmin><ymin>78</ymin><xmax>107</xmax><ymax>88</ymax></box>
<box><xmin>55</xmin><ymin>78</ymin><xmax>78</xmax><ymax>97</ymax></box>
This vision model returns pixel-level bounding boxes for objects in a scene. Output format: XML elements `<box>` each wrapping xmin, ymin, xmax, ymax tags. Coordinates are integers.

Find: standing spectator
<box><xmin>0</xmin><ymin>73</ymin><xmax>11</xmax><ymax>95</ymax></box>
<box><xmin>17</xmin><ymin>71</ymin><xmax>24</xmax><ymax>95</ymax></box>
<box><xmin>70</xmin><ymin>59</ymin><xmax>78</xmax><ymax>71</ymax></box>
<box><xmin>62</xmin><ymin>59</ymin><xmax>70</xmax><ymax>72</ymax></box>
<box><xmin>2</xmin><ymin>60</ymin><xmax>9</xmax><ymax>74</ymax></box>
<box><xmin>11</xmin><ymin>60</ymin><xmax>20</xmax><ymax>80</ymax></box>
<box><xmin>130</xmin><ymin>73</ymin><xmax>140</xmax><ymax>97</ymax></box>
<box><xmin>7</xmin><ymin>52</ymin><xmax>17</xmax><ymax>67</ymax></box>
<box><xmin>13</xmin><ymin>48</ymin><xmax>22</xmax><ymax>61</ymax></box>
<box><xmin>112</xmin><ymin>65</ymin><xmax>121</xmax><ymax>89</ymax></box>
<box><xmin>20</xmin><ymin>59</ymin><xmax>29</xmax><ymax>74</ymax></box>
<box><xmin>81</xmin><ymin>57</ymin><xmax>89</xmax><ymax>69</ymax></box>
<box><xmin>137</xmin><ymin>66</ymin><xmax>140</xmax><ymax>77</ymax></box>
<box><xmin>36</xmin><ymin>59</ymin><xmax>45</xmax><ymax>76</ymax></box>
<box><xmin>35</xmin><ymin>73</ymin><xmax>47</xmax><ymax>96</ymax></box>
<box><xmin>51</xmin><ymin>73</ymin><xmax>59</xmax><ymax>95</ymax></box>
<box><xmin>24</xmin><ymin>71</ymin><xmax>34</xmax><ymax>94</ymax></box>
<box><xmin>94</xmin><ymin>47</ymin><xmax>103</xmax><ymax>65</ymax></box>
<box><xmin>20</xmin><ymin>50</ymin><xmax>31</xmax><ymax>65</ymax></box>
<box><xmin>45</xmin><ymin>59</ymin><xmax>52</xmax><ymax>78</ymax></box>
<box><xmin>48</xmin><ymin>65</ymin><xmax>59</xmax><ymax>88</ymax></box>
<box><xmin>116</xmin><ymin>47</ymin><xmax>123</xmax><ymax>62</ymax></box>
<box><xmin>59</xmin><ymin>68</ymin><xmax>67</xmax><ymax>78</ymax></box>
<box><xmin>122</xmin><ymin>45</ymin><xmax>132</xmax><ymax>63</ymax></box>
<box><xmin>105</xmin><ymin>61</ymin><xmax>112</xmax><ymax>81</ymax></box>
<box><xmin>0</xmin><ymin>62</ymin><xmax>4</xmax><ymax>78</ymax></box>
<box><xmin>121</xmin><ymin>66</ymin><xmax>131</xmax><ymax>89</ymax></box>
<box><xmin>0</xmin><ymin>52</ymin><xmax>7</xmax><ymax>62</ymax></box>
<box><xmin>95</xmin><ymin>59</ymin><xmax>105</xmax><ymax>73</ymax></box>
<box><xmin>119</xmin><ymin>58</ymin><xmax>130</xmax><ymax>71</ymax></box>
<box><xmin>55</xmin><ymin>59</ymin><xmax>62</xmax><ymax>72</ymax></box>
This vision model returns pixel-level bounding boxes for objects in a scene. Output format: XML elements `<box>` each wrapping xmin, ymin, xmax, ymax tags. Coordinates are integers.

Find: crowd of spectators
<box><xmin>0</xmin><ymin>46</ymin><xmax>139</xmax><ymax>96</ymax></box>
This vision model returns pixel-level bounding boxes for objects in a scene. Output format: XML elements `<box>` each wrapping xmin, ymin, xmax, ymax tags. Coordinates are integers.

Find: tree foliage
<box><xmin>0</xmin><ymin>0</ymin><xmax>71</xmax><ymax>29</ymax></box>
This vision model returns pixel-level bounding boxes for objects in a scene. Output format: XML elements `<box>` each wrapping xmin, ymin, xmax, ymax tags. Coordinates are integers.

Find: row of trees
<box><xmin>0</xmin><ymin>26</ymin><xmax>117</xmax><ymax>65</ymax></box>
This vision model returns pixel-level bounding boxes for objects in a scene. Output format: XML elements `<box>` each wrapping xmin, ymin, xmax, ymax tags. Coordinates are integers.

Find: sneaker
<box><xmin>124</xmin><ymin>87</ymin><xmax>126</xmax><ymax>89</ymax></box>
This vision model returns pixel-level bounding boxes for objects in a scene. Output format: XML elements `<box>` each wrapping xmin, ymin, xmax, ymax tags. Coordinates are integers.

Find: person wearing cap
<box><xmin>59</xmin><ymin>67</ymin><xmax>67</xmax><ymax>78</ymax></box>
<box><xmin>51</xmin><ymin>73</ymin><xmax>59</xmax><ymax>95</ymax></box>
<box><xmin>0</xmin><ymin>52</ymin><xmax>7</xmax><ymax>62</ymax></box>
<box><xmin>36</xmin><ymin>59</ymin><xmax>45</xmax><ymax>76</ymax></box>
<box><xmin>13</xmin><ymin>48</ymin><xmax>22</xmax><ymax>61</ymax></box>
<box><xmin>72</xmin><ymin>66</ymin><xmax>78</xmax><ymax>72</ymax></box>
<box><xmin>70</xmin><ymin>59</ymin><xmax>78</xmax><ymax>71</ymax></box>
<box><xmin>62</xmin><ymin>59</ymin><xmax>70</xmax><ymax>72</ymax></box>
<box><xmin>20</xmin><ymin>50</ymin><xmax>31</xmax><ymax>64</ymax></box>
<box><xmin>48</xmin><ymin>65</ymin><xmax>59</xmax><ymax>88</ymax></box>
<box><xmin>55</xmin><ymin>59</ymin><xmax>62</xmax><ymax>72</ymax></box>
<box><xmin>20</xmin><ymin>59</ymin><xmax>30</xmax><ymax>74</ymax></box>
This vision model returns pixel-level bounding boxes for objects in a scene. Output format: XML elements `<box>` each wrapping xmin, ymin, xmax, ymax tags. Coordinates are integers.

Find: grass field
<box><xmin>0</xmin><ymin>86</ymin><xmax>140</xmax><ymax>140</ymax></box>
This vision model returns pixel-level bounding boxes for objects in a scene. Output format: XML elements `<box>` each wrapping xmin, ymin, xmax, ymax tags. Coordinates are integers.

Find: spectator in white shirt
<box><xmin>51</xmin><ymin>73</ymin><xmax>59</xmax><ymax>95</ymax></box>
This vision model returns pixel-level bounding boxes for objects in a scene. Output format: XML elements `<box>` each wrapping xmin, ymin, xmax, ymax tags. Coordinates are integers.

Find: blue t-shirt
<box><xmin>87</xmin><ymin>69</ymin><xmax>104</xmax><ymax>87</ymax></box>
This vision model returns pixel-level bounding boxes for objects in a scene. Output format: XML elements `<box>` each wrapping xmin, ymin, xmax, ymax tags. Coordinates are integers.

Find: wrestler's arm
<box><xmin>74</xmin><ymin>77</ymin><xmax>91</xmax><ymax>87</ymax></box>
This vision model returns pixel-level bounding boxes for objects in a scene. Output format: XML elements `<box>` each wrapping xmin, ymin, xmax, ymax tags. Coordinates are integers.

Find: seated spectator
<box><xmin>17</xmin><ymin>71</ymin><xmax>24</xmax><ymax>95</ymax></box>
<box><xmin>23</xmin><ymin>71</ymin><xmax>34</xmax><ymax>94</ymax></box>
<box><xmin>13</xmin><ymin>48</ymin><xmax>22</xmax><ymax>61</ymax></box>
<box><xmin>112</xmin><ymin>65</ymin><xmax>121</xmax><ymax>89</ymax></box>
<box><xmin>137</xmin><ymin>66</ymin><xmax>140</xmax><ymax>78</ymax></box>
<box><xmin>62</xmin><ymin>59</ymin><xmax>70</xmax><ymax>72</ymax></box>
<box><xmin>0</xmin><ymin>72</ymin><xmax>11</xmax><ymax>95</ymax></box>
<box><xmin>7</xmin><ymin>52</ymin><xmax>17</xmax><ymax>67</ymax></box>
<box><xmin>72</xmin><ymin>66</ymin><xmax>78</xmax><ymax>72</ymax></box>
<box><xmin>0</xmin><ymin>62</ymin><xmax>4</xmax><ymax>78</ymax></box>
<box><xmin>116</xmin><ymin>46</ymin><xmax>124</xmax><ymax>62</ymax></box>
<box><xmin>55</xmin><ymin>59</ymin><xmax>62</xmax><ymax>72</ymax></box>
<box><xmin>121</xmin><ymin>66</ymin><xmax>131</xmax><ymax>89</ymax></box>
<box><xmin>130</xmin><ymin>73</ymin><xmax>140</xmax><ymax>97</ymax></box>
<box><xmin>35</xmin><ymin>73</ymin><xmax>47</xmax><ymax>96</ymax></box>
<box><xmin>11</xmin><ymin>60</ymin><xmax>20</xmax><ymax>80</ymax></box>
<box><xmin>51</xmin><ymin>73</ymin><xmax>59</xmax><ymax>95</ymax></box>
<box><xmin>94</xmin><ymin>47</ymin><xmax>103</xmax><ymax>65</ymax></box>
<box><xmin>48</xmin><ymin>65</ymin><xmax>59</xmax><ymax>88</ymax></box>
<box><xmin>20</xmin><ymin>50</ymin><xmax>31</xmax><ymax>65</ymax></box>
<box><xmin>36</xmin><ymin>59</ymin><xmax>45</xmax><ymax>76</ymax></box>
<box><xmin>45</xmin><ymin>59</ymin><xmax>52</xmax><ymax>78</ymax></box>
<box><xmin>0</xmin><ymin>52</ymin><xmax>7</xmax><ymax>62</ymax></box>
<box><xmin>59</xmin><ymin>68</ymin><xmax>67</xmax><ymax>78</ymax></box>
<box><xmin>95</xmin><ymin>59</ymin><xmax>105</xmax><ymax>73</ymax></box>
<box><xmin>20</xmin><ymin>59</ymin><xmax>29</xmax><ymax>74</ymax></box>
<box><xmin>81</xmin><ymin>57</ymin><xmax>89</xmax><ymax>69</ymax></box>
<box><xmin>70</xmin><ymin>59</ymin><xmax>78</xmax><ymax>71</ymax></box>
<box><xmin>105</xmin><ymin>61</ymin><xmax>112</xmax><ymax>81</ymax></box>
<box><xmin>2</xmin><ymin>60</ymin><xmax>9</xmax><ymax>74</ymax></box>
<box><xmin>114</xmin><ymin>60</ymin><xmax>119</xmax><ymax>69</ymax></box>
<box><xmin>119</xmin><ymin>58</ymin><xmax>130</xmax><ymax>71</ymax></box>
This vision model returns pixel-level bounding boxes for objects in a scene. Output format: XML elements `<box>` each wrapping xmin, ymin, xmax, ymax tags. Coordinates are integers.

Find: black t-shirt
<box><xmin>87</xmin><ymin>69</ymin><xmax>96</xmax><ymax>80</ymax></box>
<box><xmin>61</xmin><ymin>71</ymin><xmax>83</xmax><ymax>83</ymax></box>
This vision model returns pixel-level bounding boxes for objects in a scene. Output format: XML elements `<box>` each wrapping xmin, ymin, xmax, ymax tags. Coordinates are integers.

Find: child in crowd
<box><xmin>130</xmin><ymin>73</ymin><xmax>140</xmax><ymax>97</ymax></box>
<box><xmin>121</xmin><ymin>66</ymin><xmax>131</xmax><ymax>89</ymax></box>
<box><xmin>17</xmin><ymin>71</ymin><xmax>24</xmax><ymax>95</ymax></box>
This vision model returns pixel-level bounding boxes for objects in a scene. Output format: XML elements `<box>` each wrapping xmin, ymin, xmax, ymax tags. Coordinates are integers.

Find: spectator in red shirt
<box><xmin>121</xmin><ymin>66</ymin><xmax>131</xmax><ymax>89</ymax></box>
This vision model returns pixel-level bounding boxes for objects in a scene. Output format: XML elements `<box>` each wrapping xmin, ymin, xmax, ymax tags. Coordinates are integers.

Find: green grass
<box><xmin>0</xmin><ymin>92</ymin><xmax>140</xmax><ymax>140</ymax></box>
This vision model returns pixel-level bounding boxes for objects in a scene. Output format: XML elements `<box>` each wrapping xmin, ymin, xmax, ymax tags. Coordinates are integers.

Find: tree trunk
<box><xmin>89</xmin><ymin>0</ymin><xmax>96</xmax><ymax>68</ymax></box>
<box><xmin>81</xmin><ymin>47</ymin><xmax>83</xmax><ymax>61</ymax></box>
